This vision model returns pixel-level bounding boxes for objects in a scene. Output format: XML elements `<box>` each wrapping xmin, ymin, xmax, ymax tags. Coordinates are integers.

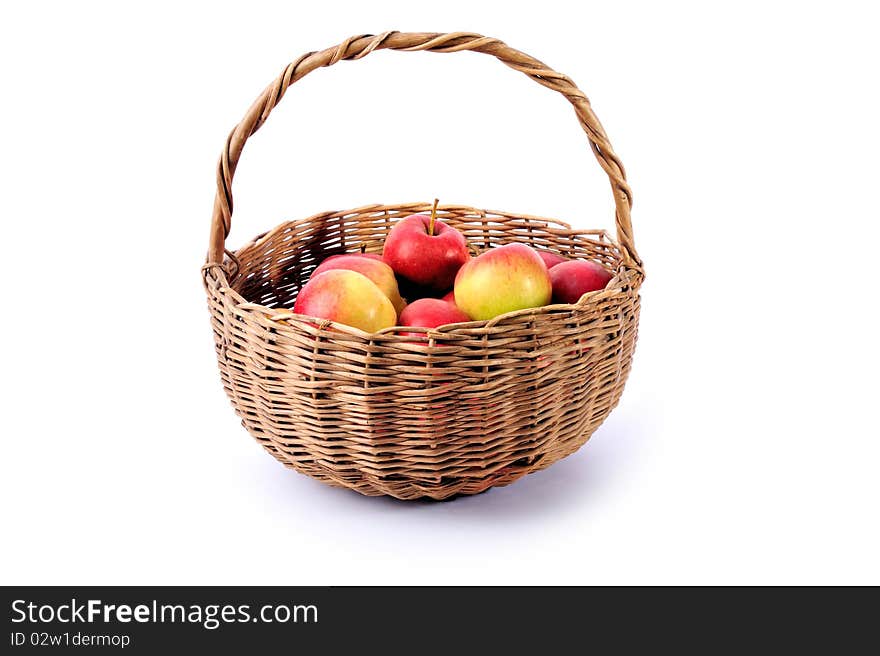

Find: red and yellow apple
<box><xmin>382</xmin><ymin>202</ymin><xmax>469</xmax><ymax>291</ymax></box>
<box><xmin>454</xmin><ymin>243</ymin><xmax>552</xmax><ymax>320</ymax></box>
<box><xmin>293</xmin><ymin>269</ymin><xmax>396</xmax><ymax>333</ymax></box>
<box><xmin>311</xmin><ymin>254</ymin><xmax>405</xmax><ymax>315</ymax></box>
<box><xmin>549</xmin><ymin>260</ymin><xmax>613</xmax><ymax>303</ymax></box>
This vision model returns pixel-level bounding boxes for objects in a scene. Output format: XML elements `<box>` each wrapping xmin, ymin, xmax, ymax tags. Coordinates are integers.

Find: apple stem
<box><xmin>428</xmin><ymin>198</ymin><xmax>439</xmax><ymax>236</ymax></box>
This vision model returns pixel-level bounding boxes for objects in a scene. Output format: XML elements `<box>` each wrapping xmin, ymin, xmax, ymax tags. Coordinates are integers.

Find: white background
<box><xmin>1</xmin><ymin>1</ymin><xmax>878</xmax><ymax>585</ymax></box>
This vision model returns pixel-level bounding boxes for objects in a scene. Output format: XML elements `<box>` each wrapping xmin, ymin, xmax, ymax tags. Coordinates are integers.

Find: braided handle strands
<box><xmin>207</xmin><ymin>31</ymin><xmax>640</xmax><ymax>269</ymax></box>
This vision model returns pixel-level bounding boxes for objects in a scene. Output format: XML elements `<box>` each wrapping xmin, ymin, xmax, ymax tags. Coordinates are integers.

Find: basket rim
<box><xmin>202</xmin><ymin>202</ymin><xmax>643</xmax><ymax>343</ymax></box>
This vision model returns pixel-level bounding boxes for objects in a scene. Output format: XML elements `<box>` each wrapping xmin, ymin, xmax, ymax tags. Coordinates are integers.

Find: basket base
<box><xmin>264</xmin><ymin>427</ymin><xmax>602</xmax><ymax>501</ymax></box>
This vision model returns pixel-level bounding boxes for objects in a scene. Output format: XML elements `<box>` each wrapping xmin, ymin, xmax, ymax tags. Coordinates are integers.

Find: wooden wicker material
<box><xmin>202</xmin><ymin>32</ymin><xmax>644</xmax><ymax>500</ymax></box>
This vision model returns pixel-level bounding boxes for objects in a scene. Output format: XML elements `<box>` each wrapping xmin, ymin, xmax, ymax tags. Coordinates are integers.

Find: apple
<box><xmin>441</xmin><ymin>289</ymin><xmax>456</xmax><ymax>304</ymax></box>
<box><xmin>537</xmin><ymin>250</ymin><xmax>568</xmax><ymax>270</ymax></box>
<box><xmin>383</xmin><ymin>200</ymin><xmax>469</xmax><ymax>291</ymax></box>
<box><xmin>293</xmin><ymin>269</ymin><xmax>396</xmax><ymax>333</ymax></box>
<box><xmin>454</xmin><ymin>243</ymin><xmax>552</xmax><ymax>320</ymax></box>
<box><xmin>549</xmin><ymin>260</ymin><xmax>613</xmax><ymax>303</ymax></box>
<box><xmin>311</xmin><ymin>254</ymin><xmax>405</xmax><ymax>315</ymax></box>
<box><xmin>398</xmin><ymin>298</ymin><xmax>471</xmax><ymax>337</ymax></box>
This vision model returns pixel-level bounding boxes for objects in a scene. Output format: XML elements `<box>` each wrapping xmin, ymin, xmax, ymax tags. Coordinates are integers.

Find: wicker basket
<box><xmin>202</xmin><ymin>32</ymin><xmax>644</xmax><ymax>500</ymax></box>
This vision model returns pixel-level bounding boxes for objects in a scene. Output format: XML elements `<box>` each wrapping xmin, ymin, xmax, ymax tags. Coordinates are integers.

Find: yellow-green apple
<box><xmin>311</xmin><ymin>254</ymin><xmax>406</xmax><ymax>315</ymax></box>
<box><xmin>454</xmin><ymin>244</ymin><xmax>552</xmax><ymax>320</ymax></box>
<box><xmin>549</xmin><ymin>260</ymin><xmax>613</xmax><ymax>303</ymax></box>
<box><xmin>293</xmin><ymin>270</ymin><xmax>396</xmax><ymax>332</ymax></box>
<box><xmin>382</xmin><ymin>201</ymin><xmax>469</xmax><ymax>291</ymax></box>
<box><xmin>398</xmin><ymin>298</ymin><xmax>470</xmax><ymax>338</ymax></box>
<box><xmin>537</xmin><ymin>250</ymin><xmax>568</xmax><ymax>269</ymax></box>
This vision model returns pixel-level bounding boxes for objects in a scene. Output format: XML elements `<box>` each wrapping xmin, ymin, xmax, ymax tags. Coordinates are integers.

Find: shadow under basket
<box><xmin>201</xmin><ymin>33</ymin><xmax>644</xmax><ymax>501</ymax></box>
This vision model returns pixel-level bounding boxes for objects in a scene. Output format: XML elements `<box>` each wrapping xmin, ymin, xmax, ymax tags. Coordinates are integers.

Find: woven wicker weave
<box><xmin>202</xmin><ymin>32</ymin><xmax>644</xmax><ymax>500</ymax></box>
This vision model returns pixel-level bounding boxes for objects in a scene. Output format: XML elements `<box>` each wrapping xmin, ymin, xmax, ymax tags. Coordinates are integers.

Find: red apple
<box><xmin>549</xmin><ymin>260</ymin><xmax>613</xmax><ymax>303</ymax></box>
<box><xmin>293</xmin><ymin>269</ymin><xmax>396</xmax><ymax>333</ymax></box>
<box><xmin>441</xmin><ymin>289</ymin><xmax>456</xmax><ymax>304</ymax></box>
<box><xmin>398</xmin><ymin>298</ymin><xmax>470</xmax><ymax>338</ymax></box>
<box><xmin>311</xmin><ymin>254</ymin><xmax>405</xmax><ymax>315</ymax></box>
<box><xmin>537</xmin><ymin>250</ymin><xmax>569</xmax><ymax>269</ymax></box>
<box><xmin>382</xmin><ymin>201</ymin><xmax>469</xmax><ymax>291</ymax></box>
<box><xmin>454</xmin><ymin>244</ymin><xmax>552</xmax><ymax>321</ymax></box>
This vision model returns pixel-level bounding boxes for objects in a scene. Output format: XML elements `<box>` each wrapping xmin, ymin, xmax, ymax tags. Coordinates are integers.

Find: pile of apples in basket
<box><xmin>293</xmin><ymin>200</ymin><xmax>612</xmax><ymax>334</ymax></box>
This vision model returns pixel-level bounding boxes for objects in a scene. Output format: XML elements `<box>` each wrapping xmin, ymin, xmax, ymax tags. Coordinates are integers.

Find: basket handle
<box><xmin>207</xmin><ymin>32</ymin><xmax>640</xmax><ymax>270</ymax></box>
